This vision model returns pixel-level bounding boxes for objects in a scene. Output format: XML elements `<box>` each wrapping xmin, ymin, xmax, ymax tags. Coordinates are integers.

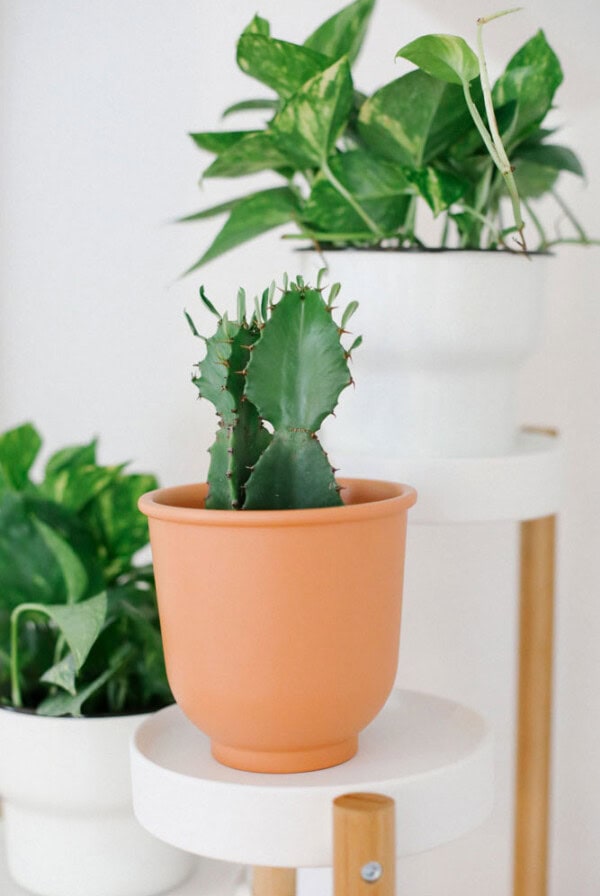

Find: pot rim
<box><xmin>295</xmin><ymin>246</ymin><xmax>553</xmax><ymax>258</ymax></box>
<box><xmin>139</xmin><ymin>478</ymin><xmax>417</xmax><ymax>528</ymax></box>
<box><xmin>0</xmin><ymin>704</ymin><xmax>154</xmax><ymax>723</ymax></box>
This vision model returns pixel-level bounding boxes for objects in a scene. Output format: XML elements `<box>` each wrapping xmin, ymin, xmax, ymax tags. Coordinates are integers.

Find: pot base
<box><xmin>211</xmin><ymin>735</ymin><xmax>358</xmax><ymax>773</ymax></box>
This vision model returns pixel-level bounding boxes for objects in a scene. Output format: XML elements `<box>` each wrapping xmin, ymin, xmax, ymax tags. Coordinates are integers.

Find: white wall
<box><xmin>1</xmin><ymin>1</ymin><xmax>598</xmax><ymax>893</ymax></box>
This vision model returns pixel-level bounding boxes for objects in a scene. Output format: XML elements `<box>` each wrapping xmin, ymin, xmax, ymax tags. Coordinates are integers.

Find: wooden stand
<box><xmin>253</xmin><ymin>794</ymin><xmax>396</xmax><ymax>896</ymax></box>
<box><xmin>514</xmin><ymin>515</ymin><xmax>556</xmax><ymax>896</ymax></box>
<box><xmin>253</xmin><ymin>868</ymin><xmax>297</xmax><ymax>896</ymax></box>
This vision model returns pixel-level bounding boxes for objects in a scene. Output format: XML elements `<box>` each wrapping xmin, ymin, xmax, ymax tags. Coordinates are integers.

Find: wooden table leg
<box><xmin>334</xmin><ymin>793</ymin><xmax>395</xmax><ymax>896</ymax></box>
<box><xmin>514</xmin><ymin>515</ymin><xmax>556</xmax><ymax>896</ymax></box>
<box><xmin>253</xmin><ymin>867</ymin><xmax>297</xmax><ymax>896</ymax></box>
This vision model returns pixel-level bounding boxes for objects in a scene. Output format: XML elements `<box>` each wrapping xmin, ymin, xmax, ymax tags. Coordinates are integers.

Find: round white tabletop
<box><xmin>337</xmin><ymin>430</ymin><xmax>561</xmax><ymax>523</ymax></box>
<box><xmin>131</xmin><ymin>690</ymin><xmax>493</xmax><ymax>868</ymax></box>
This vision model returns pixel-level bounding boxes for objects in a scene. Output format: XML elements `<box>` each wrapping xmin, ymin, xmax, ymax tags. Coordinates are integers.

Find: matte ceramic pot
<box><xmin>0</xmin><ymin>709</ymin><xmax>195</xmax><ymax>896</ymax></box>
<box><xmin>301</xmin><ymin>249</ymin><xmax>546</xmax><ymax>458</ymax></box>
<box><xmin>139</xmin><ymin>478</ymin><xmax>416</xmax><ymax>774</ymax></box>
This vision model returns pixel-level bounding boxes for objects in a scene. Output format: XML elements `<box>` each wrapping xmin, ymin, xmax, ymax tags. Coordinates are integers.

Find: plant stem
<box><xmin>459</xmin><ymin>203</ymin><xmax>505</xmax><ymax>246</ymax></box>
<box><xmin>10</xmin><ymin>603</ymin><xmax>47</xmax><ymax>708</ymax></box>
<box><xmin>551</xmin><ymin>189</ymin><xmax>593</xmax><ymax>243</ymax></box>
<box><xmin>475</xmin><ymin>11</ymin><xmax>526</xmax><ymax>249</ymax></box>
<box><xmin>321</xmin><ymin>160</ymin><xmax>384</xmax><ymax>239</ymax></box>
<box><xmin>523</xmin><ymin>199</ymin><xmax>549</xmax><ymax>250</ymax></box>
<box><xmin>461</xmin><ymin>81</ymin><xmax>502</xmax><ymax>168</ymax></box>
<box><xmin>476</xmin><ymin>7</ymin><xmax>523</xmax><ymax>26</ymax></box>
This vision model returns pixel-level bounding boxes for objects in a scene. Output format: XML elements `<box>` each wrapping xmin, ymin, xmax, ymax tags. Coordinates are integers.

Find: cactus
<box><xmin>187</xmin><ymin>276</ymin><xmax>360</xmax><ymax>510</ymax></box>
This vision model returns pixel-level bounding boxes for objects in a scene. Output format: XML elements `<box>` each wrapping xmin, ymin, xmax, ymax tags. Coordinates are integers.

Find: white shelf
<box><xmin>0</xmin><ymin>821</ymin><xmax>244</xmax><ymax>896</ymax></box>
<box><xmin>337</xmin><ymin>430</ymin><xmax>561</xmax><ymax>523</ymax></box>
<box><xmin>131</xmin><ymin>689</ymin><xmax>494</xmax><ymax>868</ymax></box>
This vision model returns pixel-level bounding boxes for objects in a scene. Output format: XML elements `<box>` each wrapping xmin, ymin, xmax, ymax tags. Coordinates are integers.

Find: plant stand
<box><xmin>131</xmin><ymin>690</ymin><xmax>494</xmax><ymax>895</ymax></box>
<box><xmin>338</xmin><ymin>428</ymin><xmax>561</xmax><ymax>896</ymax></box>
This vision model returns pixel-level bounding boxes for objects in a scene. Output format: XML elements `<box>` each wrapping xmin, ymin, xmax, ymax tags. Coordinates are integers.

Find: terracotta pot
<box><xmin>139</xmin><ymin>478</ymin><xmax>416</xmax><ymax>773</ymax></box>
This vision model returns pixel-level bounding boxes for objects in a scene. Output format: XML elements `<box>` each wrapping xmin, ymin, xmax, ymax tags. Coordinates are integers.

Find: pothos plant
<box><xmin>186</xmin><ymin>273</ymin><xmax>359</xmax><ymax>510</ymax></box>
<box><xmin>182</xmin><ymin>0</ymin><xmax>595</xmax><ymax>268</ymax></box>
<box><xmin>0</xmin><ymin>423</ymin><xmax>171</xmax><ymax>716</ymax></box>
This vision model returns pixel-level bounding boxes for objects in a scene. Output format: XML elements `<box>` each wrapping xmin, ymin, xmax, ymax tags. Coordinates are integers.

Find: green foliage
<box><xmin>396</xmin><ymin>34</ymin><xmax>479</xmax><ymax>85</ymax></box>
<box><xmin>0</xmin><ymin>424</ymin><xmax>170</xmax><ymax>716</ymax></box>
<box><xmin>188</xmin><ymin>277</ymin><xmax>357</xmax><ymax>510</ymax></box>
<box><xmin>182</xmin><ymin>0</ymin><xmax>592</xmax><ymax>261</ymax></box>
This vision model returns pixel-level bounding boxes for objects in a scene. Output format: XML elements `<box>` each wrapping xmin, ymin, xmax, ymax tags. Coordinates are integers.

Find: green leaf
<box><xmin>244</xmin><ymin>431</ymin><xmax>342</xmax><ymax>510</ymax></box>
<box><xmin>42</xmin><ymin>592</ymin><xmax>107</xmax><ymax>672</ymax></box>
<box><xmin>222</xmin><ymin>98</ymin><xmax>279</xmax><ymax>119</ymax></box>
<box><xmin>403</xmin><ymin>166</ymin><xmax>467</xmax><ymax>215</ymax></box>
<box><xmin>199</xmin><ymin>285</ymin><xmax>221</xmax><ymax>318</ymax></box>
<box><xmin>302</xmin><ymin>149</ymin><xmax>411</xmax><ymax>234</ymax></box>
<box><xmin>341</xmin><ymin>300</ymin><xmax>359</xmax><ymax>329</ymax></box>
<box><xmin>33</xmin><ymin>519</ymin><xmax>88</xmax><ymax>603</ymax></box>
<box><xmin>187</xmin><ymin>187</ymin><xmax>299</xmax><ymax>271</ymax></box>
<box><xmin>40</xmin><ymin>652</ymin><xmax>77</xmax><ymax>695</ymax></box>
<box><xmin>358</xmin><ymin>70</ymin><xmax>473</xmax><ymax>166</ymax></box>
<box><xmin>189</xmin><ymin>131</ymin><xmax>257</xmax><ymax>154</ymax></box>
<box><xmin>39</xmin><ymin>463</ymin><xmax>122</xmax><ymax>513</ymax></box>
<box><xmin>245</xmin><ymin>287</ymin><xmax>350</xmax><ymax>432</ymax></box>
<box><xmin>0</xmin><ymin>423</ymin><xmax>42</xmax><ymax>493</ymax></box>
<box><xmin>515</xmin><ymin>143</ymin><xmax>584</xmax><ymax>178</ymax></box>
<box><xmin>304</xmin><ymin>0</ymin><xmax>375</xmax><ymax>65</ymax></box>
<box><xmin>23</xmin><ymin>495</ymin><xmax>105</xmax><ymax>594</ymax></box>
<box><xmin>396</xmin><ymin>34</ymin><xmax>479</xmax><ymax>86</ymax></box>
<box><xmin>271</xmin><ymin>58</ymin><xmax>354</xmax><ymax>168</ymax></box>
<box><xmin>177</xmin><ymin>197</ymin><xmax>242</xmax><ymax>224</ymax></box>
<box><xmin>511</xmin><ymin>159</ymin><xmax>559</xmax><ymax>198</ymax></box>
<box><xmin>45</xmin><ymin>441</ymin><xmax>97</xmax><ymax>476</ymax></box>
<box><xmin>82</xmin><ymin>473</ymin><xmax>158</xmax><ymax>579</ymax></box>
<box><xmin>0</xmin><ymin>493</ymin><xmax>63</xmax><ymax>614</ymax></box>
<box><xmin>242</xmin><ymin>14</ymin><xmax>270</xmax><ymax>37</ymax></box>
<box><xmin>237</xmin><ymin>31</ymin><xmax>329</xmax><ymax>99</ymax></box>
<box><xmin>492</xmin><ymin>31</ymin><xmax>563</xmax><ymax>147</ymax></box>
<box><xmin>37</xmin><ymin>659</ymin><xmax>117</xmax><ymax>717</ymax></box>
<box><xmin>203</xmin><ymin>131</ymin><xmax>291</xmax><ymax>178</ymax></box>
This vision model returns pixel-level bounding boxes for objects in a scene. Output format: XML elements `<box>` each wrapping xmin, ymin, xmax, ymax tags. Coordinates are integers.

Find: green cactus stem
<box><xmin>188</xmin><ymin>276</ymin><xmax>359</xmax><ymax>511</ymax></box>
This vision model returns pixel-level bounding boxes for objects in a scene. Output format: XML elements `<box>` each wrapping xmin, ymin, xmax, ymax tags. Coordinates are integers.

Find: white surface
<box><xmin>0</xmin><ymin>822</ymin><xmax>246</xmax><ymax>896</ymax></box>
<box><xmin>1</xmin><ymin>1</ymin><xmax>599</xmax><ymax>893</ymax></box>
<box><xmin>131</xmin><ymin>690</ymin><xmax>494</xmax><ymax>867</ymax></box>
<box><xmin>0</xmin><ymin>711</ymin><xmax>195</xmax><ymax>896</ymax></box>
<box><xmin>303</xmin><ymin>250</ymin><xmax>545</xmax><ymax>458</ymax></box>
<box><xmin>338</xmin><ymin>430</ymin><xmax>562</xmax><ymax>523</ymax></box>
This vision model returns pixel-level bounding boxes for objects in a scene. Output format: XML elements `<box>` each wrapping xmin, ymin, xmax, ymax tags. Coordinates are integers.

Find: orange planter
<box><xmin>139</xmin><ymin>478</ymin><xmax>416</xmax><ymax>773</ymax></box>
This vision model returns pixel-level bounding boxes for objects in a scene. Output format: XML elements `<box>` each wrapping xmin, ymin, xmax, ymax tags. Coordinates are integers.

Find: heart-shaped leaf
<box><xmin>304</xmin><ymin>0</ymin><xmax>375</xmax><ymax>65</ymax></box>
<box><xmin>0</xmin><ymin>423</ymin><xmax>42</xmax><ymax>494</ymax></box>
<box><xmin>396</xmin><ymin>34</ymin><xmax>479</xmax><ymax>86</ymax></box>
<box><xmin>271</xmin><ymin>58</ymin><xmax>354</xmax><ymax>168</ymax></box>
<box><xmin>237</xmin><ymin>30</ymin><xmax>329</xmax><ymax>98</ymax></box>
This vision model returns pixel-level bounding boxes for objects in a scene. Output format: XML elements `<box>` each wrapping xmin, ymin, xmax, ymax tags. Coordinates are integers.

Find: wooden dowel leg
<box><xmin>334</xmin><ymin>793</ymin><xmax>395</xmax><ymax>896</ymax></box>
<box><xmin>514</xmin><ymin>515</ymin><xmax>556</xmax><ymax>896</ymax></box>
<box><xmin>252</xmin><ymin>867</ymin><xmax>296</xmax><ymax>896</ymax></box>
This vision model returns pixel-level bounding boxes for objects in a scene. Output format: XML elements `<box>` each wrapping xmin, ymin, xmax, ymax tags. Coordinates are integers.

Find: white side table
<box><xmin>131</xmin><ymin>689</ymin><xmax>493</xmax><ymax>894</ymax></box>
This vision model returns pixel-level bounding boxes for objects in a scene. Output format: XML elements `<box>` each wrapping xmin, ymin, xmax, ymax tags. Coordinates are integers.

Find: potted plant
<box><xmin>138</xmin><ymin>275</ymin><xmax>417</xmax><ymax>774</ymax></box>
<box><xmin>0</xmin><ymin>423</ymin><xmax>194</xmax><ymax>896</ymax></box>
<box><xmin>180</xmin><ymin>0</ymin><xmax>596</xmax><ymax>457</ymax></box>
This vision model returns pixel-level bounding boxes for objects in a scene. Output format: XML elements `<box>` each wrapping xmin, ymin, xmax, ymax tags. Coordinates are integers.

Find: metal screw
<box><xmin>361</xmin><ymin>862</ymin><xmax>383</xmax><ymax>883</ymax></box>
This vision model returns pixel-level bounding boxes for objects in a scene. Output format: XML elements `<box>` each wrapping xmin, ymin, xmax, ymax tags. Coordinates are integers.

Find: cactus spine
<box><xmin>188</xmin><ymin>276</ymin><xmax>359</xmax><ymax>510</ymax></box>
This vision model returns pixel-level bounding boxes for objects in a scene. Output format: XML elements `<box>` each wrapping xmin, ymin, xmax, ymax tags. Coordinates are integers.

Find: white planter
<box><xmin>300</xmin><ymin>250</ymin><xmax>546</xmax><ymax>458</ymax></box>
<box><xmin>0</xmin><ymin>708</ymin><xmax>195</xmax><ymax>896</ymax></box>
